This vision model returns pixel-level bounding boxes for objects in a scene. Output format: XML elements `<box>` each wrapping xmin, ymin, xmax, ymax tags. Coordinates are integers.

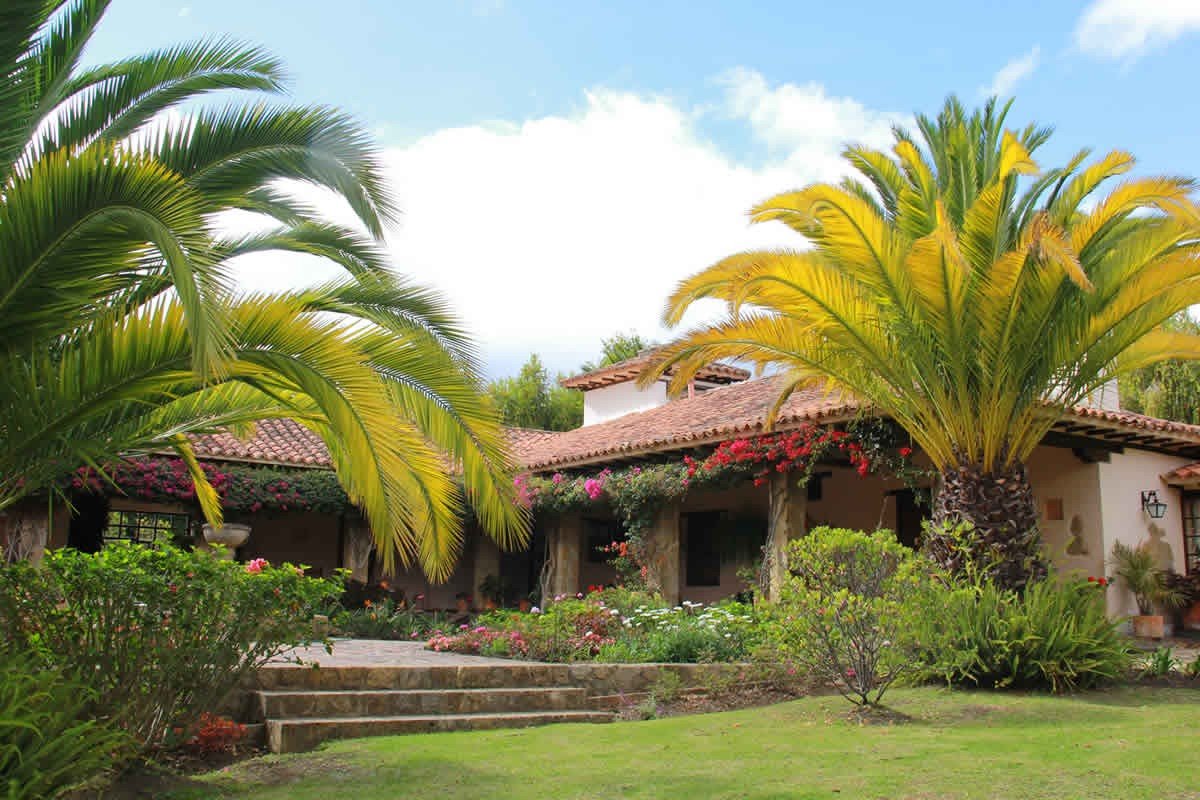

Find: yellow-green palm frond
<box><xmin>654</xmin><ymin>96</ymin><xmax>1200</xmax><ymax>474</ymax></box>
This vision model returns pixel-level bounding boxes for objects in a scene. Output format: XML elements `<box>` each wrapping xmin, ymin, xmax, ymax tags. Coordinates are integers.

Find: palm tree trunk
<box><xmin>924</xmin><ymin>460</ymin><xmax>1048</xmax><ymax>590</ymax></box>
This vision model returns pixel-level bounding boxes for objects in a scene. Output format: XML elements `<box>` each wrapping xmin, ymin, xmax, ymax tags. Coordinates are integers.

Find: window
<box><xmin>1183</xmin><ymin>494</ymin><xmax>1200</xmax><ymax>574</ymax></box>
<box><xmin>584</xmin><ymin>518</ymin><xmax>623</xmax><ymax>564</ymax></box>
<box><xmin>105</xmin><ymin>510</ymin><xmax>191</xmax><ymax>547</ymax></box>
<box><xmin>894</xmin><ymin>489</ymin><xmax>930</xmax><ymax>550</ymax></box>
<box><xmin>685</xmin><ymin>512</ymin><xmax>722</xmax><ymax>586</ymax></box>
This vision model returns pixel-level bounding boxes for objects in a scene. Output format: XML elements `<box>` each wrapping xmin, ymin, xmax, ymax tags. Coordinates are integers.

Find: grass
<box><xmin>184</xmin><ymin>687</ymin><xmax>1198</xmax><ymax>799</ymax></box>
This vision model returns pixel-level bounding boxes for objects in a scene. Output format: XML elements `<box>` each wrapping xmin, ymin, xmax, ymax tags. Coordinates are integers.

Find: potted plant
<box><xmin>1166</xmin><ymin>572</ymin><xmax>1200</xmax><ymax>631</ymax></box>
<box><xmin>1110</xmin><ymin>541</ymin><xmax>1185</xmax><ymax>638</ymax></box>
<box><xmin>478</xmin><ymin>574</ymin><xmax>510</xmax><ymax>611</ymax></box>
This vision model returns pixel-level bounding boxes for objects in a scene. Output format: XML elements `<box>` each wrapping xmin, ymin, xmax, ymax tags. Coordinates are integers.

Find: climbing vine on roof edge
<box><xmin>516</xmin><ymin>418</ymin><xmax>926</xmax><ymax>589</ymax></box>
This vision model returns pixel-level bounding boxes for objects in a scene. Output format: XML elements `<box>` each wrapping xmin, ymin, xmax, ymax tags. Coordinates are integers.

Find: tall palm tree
<box><xmin>0</xmin><ymin>0</ymin><xmax>525</xmax><ymax>579</ymax></box>
<box><xmin>646</xmin><ymin>97</ymin><xmax>1200</xmax><ymax>588</ymax></box>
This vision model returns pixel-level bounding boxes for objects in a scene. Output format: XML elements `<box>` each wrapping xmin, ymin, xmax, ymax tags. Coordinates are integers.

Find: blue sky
<box><xmin>86</xmin><ymin>1</ymin><xmax>1200</xmax><ymax>376</ymax></box>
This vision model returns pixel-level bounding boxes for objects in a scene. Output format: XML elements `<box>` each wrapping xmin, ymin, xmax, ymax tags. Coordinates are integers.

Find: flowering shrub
<box><xmin>429</xmin><ymin>625</ymin><xmax>533</xmax><ymax>658</ymax></box>
<box><xmin>602</xmin><ymin>601</ymin><xmax>759</xmax><ymax>663</ymax></box>
<box><xmin>426</xmin><ymin>591</ymin><xmax>761</xmax><ymax>663</ymax></box>
<box><xmin>763</xmin><ymin>527</ymin><xmax>929</xmax><ymax>706</ymax></box>
<box><xmin>519</xmin><ymin>420</ymin><xmax>923</xmax><ymax>591</ymax></box>
<box><xmin>185</xmin><ymin>712</ymin><xmax>246</xmax><ymax>755</ymax></box>
<box><xmin>0</xmin><ymin>543</ymin><xmax>341</xmax><ymax>754</ymax></box>
<box><xmin>61</xmin><ymin>456</ymin><xmax>351</xmax><ymax>515</ymax></box>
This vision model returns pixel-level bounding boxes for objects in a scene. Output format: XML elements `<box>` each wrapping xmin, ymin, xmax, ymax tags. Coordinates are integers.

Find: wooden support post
<box><xmin>766</xmin><ymin>472</ymin><xmax>808</xmax><ymax>601</ymax></box>
<box><xmin>342</xmin><ymin>519</ymin><xmax>374</xmax><ymax>583</ymax></box>
<box><xmin>548</xmin><ymin>514</ymin><xmax>582</xmax><ymax>598</ymax></box>
<box><xmin>646</xmin><ymin>505</ymin><xmax>681</xmax><ymax>605</ymax></box>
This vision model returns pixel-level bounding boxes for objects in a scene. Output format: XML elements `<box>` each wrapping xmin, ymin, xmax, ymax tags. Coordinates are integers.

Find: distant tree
<box><xmin>1121</xmin><ymin>313</ymin><xmax>1200</xmax><ymax>424</ymax></box>
<box><xmin>579</xmin><ymin>332</ymin><xmax>651</xmax><ymax>373</ymax></box>
<box><xmin>489</xmin><ymin>355</ymin><xmax>583</xmax><ymax>431</ymax></box>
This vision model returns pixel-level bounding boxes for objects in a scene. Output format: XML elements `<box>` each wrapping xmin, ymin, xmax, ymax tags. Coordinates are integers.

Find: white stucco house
<box><xmin>7</xmin><ymin>351</ymin><xmax>1200</xmax><ymax>623</ymax></box>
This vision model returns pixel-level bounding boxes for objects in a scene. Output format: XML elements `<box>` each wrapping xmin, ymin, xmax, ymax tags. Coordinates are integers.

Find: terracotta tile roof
<box><xmin>189</xmin><ymin>418</ymin><xmax>332</xmax><ymax>468</ymax></box>
<box><xmin>560</xmin><ymin>348</ymin><xmax>750</xmax><ymax>390</ymax></box>
<box><xmin>515</xmin><ymin>376</ymin><xmax>859</xmax><ymax>470</ymax></box>
<box><xmin>504</xmin><ymin>426</ymin><xmax>563</xmax><ymax>451</ymax></box>
<box><xmin>514</xmin><ymin>379</ymin><xmax>1200</xmax><ymax>472</ymax></box>
<box><xmin>1063</xmin><ymin>405</ymin><xmax>1200</xmax><ymax>439</ymax></box>
<box><xmin>186</xmin><ymin>383</ymin><xmax>1200</xmax><ymax>473</ymax></box>
<box><xmin>189</xmin><ymin>421</ymin><xmax>567</xmax><ymax>471</ymax></box>
<box><xmin>1163</xmin><ymin>462</ymin><xmax>1200</xmax><ymax>485</ymax></box>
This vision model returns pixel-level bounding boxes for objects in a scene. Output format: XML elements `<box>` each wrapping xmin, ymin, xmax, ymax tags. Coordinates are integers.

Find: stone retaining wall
<box><xmin>564</xmin><ymin>662</ymin><xmax>754</xmax><ymax>696</ymax></box>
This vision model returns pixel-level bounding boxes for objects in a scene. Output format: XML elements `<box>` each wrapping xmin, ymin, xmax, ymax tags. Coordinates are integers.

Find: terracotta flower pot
<box><xmin>1131</xmin><ymin>614</ymin><xmax>1165</xmax><ymax>639</ymax></box>
<box><xmin>1183</xmin><ymin>601</ymin><xmax>1200</xmax><ymax>632</ymax></box>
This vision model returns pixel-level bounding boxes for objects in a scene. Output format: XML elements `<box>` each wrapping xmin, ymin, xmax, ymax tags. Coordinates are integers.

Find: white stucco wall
<box><xmin>1096</xmin><ymin>448</ymin><xmax>1191</xmax><ymax>616</ymax></box>
<box><xmin>582</xmin><ymin>380</ymin><xmax>668</xmax><ymax>426</ymax></box>
<box><xmin>1026</xmin><ymin>445</ymin><xmax>1105</xmax><ymax>581</ymax></box>
<box><xmin>1083</xmin><ymin>378</ymin><xmax>1122</xmax><ymax>412</ymax></box>
<box><xmin>1027</xmin><ymin>445</ymin><xmax>1191</xmax><ymax>616</ymax></box>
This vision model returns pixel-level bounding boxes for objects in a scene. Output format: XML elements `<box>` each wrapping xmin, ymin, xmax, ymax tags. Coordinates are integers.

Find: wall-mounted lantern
<box><xmin>1141</xmin><ymin>490</ymin><xmax>1168</xmax><ymax>520</ymax></box>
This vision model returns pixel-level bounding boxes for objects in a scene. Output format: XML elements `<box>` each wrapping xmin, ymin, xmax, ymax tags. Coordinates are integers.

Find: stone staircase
<box><xmin>251</xmin><ymin>663</ymin><xmax>614</xmax><ymax>753</ymax></box>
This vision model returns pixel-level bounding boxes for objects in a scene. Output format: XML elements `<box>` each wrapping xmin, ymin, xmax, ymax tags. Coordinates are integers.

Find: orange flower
<box><xmin>364</xmin><ymin>599</ymin><xmax>373</xmax><ymax>608</ymax></box>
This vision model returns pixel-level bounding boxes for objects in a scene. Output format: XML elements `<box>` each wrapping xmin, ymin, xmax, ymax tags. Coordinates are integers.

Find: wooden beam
<box><xmin>1042</xmin><ymin>431</ymin><xmax>1125</xmax><ymax>454</ymax></box>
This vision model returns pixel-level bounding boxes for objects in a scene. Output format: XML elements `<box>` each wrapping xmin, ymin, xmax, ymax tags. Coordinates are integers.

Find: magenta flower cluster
<box><xmin>62</xmin><ymin>456</ymin><xmax>350</xmax><ymax>515</ymax></box>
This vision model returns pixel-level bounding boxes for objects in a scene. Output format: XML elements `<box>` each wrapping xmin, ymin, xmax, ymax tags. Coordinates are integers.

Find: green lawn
<box><xmin>188</xmin><ymin>687</ymin><xmax>1198</xmax><ymax>800</ymax></box>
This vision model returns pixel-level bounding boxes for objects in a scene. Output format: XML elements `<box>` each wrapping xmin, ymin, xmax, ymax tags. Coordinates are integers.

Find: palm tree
<box><xmin>0</xmin><ymin>0</ymin><xmax>526</xmax><ymax>578</ymax></box>
<box><xmin>646</xmin><ymin>97</ymin><xmax>1200</xmax><ymax>588</ymax></box>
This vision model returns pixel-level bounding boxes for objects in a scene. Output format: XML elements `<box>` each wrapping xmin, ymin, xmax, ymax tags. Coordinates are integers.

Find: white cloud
<box><xmin>1075</xmin><ymin>0</ymin><xmax>1200</xmax><ymax>60</ymax></box>
<box><xmin>227</xmin><ymin>72</ymin><xmax>905</xmax><ymax>377</ymax></box>
<box><xmin>719</xmin><ymin>68</ymin><xmax>906</xmax><ymax>172</ymax></box>
<box><xmin>178</xmin><ymin>6</ymin><xmax>191</xmax><ymax>17</ymax></box>
<box><xmin>983</xmin><ymin>46</ymin><xmax>1040</xmax><ymax>98</ymax></box>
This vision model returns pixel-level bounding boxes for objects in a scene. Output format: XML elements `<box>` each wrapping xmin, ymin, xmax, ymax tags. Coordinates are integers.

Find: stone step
<box><xmin>267</xmin><ymin>710</ymin><xmax>615</xmax><ymax>754</ymax></box>
<box><xmin>254</xmin><ymin>687</ymin><xmax>589</xmax><ymax>720</ymax></box>
<box><xmin>256</xmin><ymin>663</ymin><xmax>575</xmax><ymax>692</ymax></box>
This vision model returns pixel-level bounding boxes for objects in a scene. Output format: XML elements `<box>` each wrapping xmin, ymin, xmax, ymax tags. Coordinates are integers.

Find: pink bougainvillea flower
<box><xmin>245</xmin><ymin>558</ymin><xmax>269</xmax><ymax>574</ymax></box>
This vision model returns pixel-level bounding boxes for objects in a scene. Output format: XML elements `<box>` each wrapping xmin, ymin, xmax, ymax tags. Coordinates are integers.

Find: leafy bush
<box><xmin>911</xmin><ymin>572</ymin><xmax>1132</xmax><ymax>692</ymax></box>
<box><xmin>427</xmin><ymin>595</ymin><xmax>759</xmax><ymax>663</ymax></box>
<box><xmin>0</xmin><ymin>544</ymin><xmax>341</xmax><ymax>753</ymax></box>
<box><xmin>0</xmin><ymin>649</ymin><xmax>128</xmax><ymax>799</ymax></box>
<box><xmin>1140</xmin><ymin>647</ymin><xmax>1179</xmax><ymax>678</ymax></box>
<box><xmin>764</xmin><ymin>527</ymin><xmax>927</xmax><ymax>706</ymax></box>
<box><xmin>332</xmin><ymin>599</ymin><xmax>453</xmax><ymax>640</ymax></box>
